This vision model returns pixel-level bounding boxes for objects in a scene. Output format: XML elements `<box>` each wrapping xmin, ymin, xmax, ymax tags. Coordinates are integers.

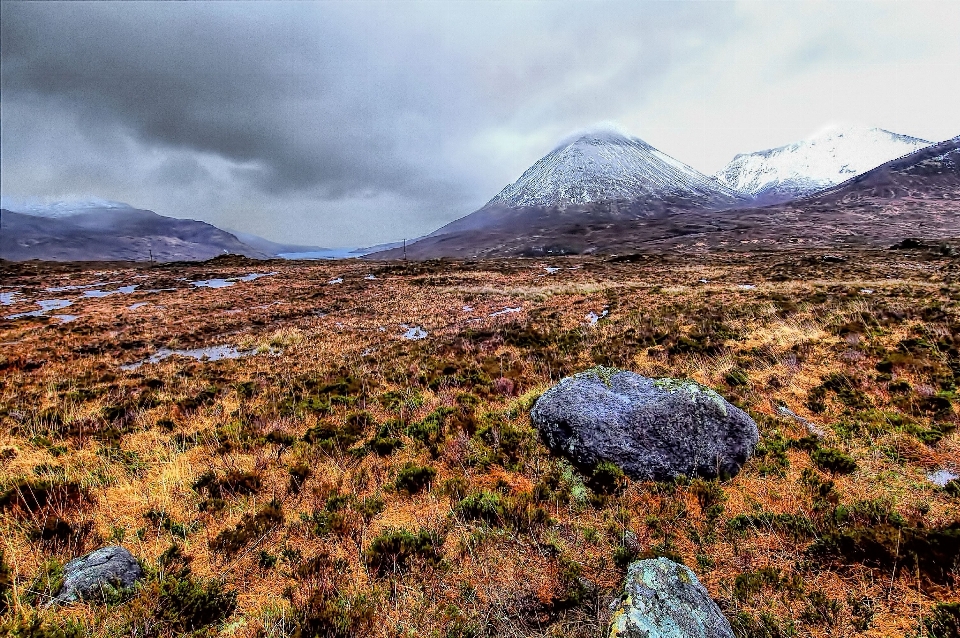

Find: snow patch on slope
<box><xmin>0</xmin><ymin>197</ymin><xmax>133</xmax><ymax>218</ymax></box>
<box><xmin>487</xmin><ymin>127</ymin><xmax>745</xmax><ymax>209</ymax></box>
<box><xmin>715</xmin><ymin>126</ymin><xmax>931</xmax><ymax>203</ymax></box>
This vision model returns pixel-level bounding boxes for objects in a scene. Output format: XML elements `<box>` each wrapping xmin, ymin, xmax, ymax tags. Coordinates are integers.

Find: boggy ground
<box><xmin>0</xmin><ymin>248</ymin><xmax>958</xmax><ymax>637</ymax></box>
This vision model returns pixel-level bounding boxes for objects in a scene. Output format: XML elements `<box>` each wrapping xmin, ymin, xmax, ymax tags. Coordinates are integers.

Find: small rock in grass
<box><xmin>609</xmin><ymin>558</ymin><xmax>734</xmax><ymax>638</ymax></box>
<box><xmin>51</xmin><ymin>545</ymin><xmax>143</xmax><ymax>605</ymax></box>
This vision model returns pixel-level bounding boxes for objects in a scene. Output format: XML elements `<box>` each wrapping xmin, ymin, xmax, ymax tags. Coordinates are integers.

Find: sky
<box><xmin>2</xmin><ymin>1</ymin><xmax>958</xmax><ymax>248</ymax></box>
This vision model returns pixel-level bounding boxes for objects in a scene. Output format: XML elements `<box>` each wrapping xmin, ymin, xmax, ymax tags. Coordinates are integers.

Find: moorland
<box><xmin>0</xmin><ymin>246</ymin><xmax>958</xmax><ymax>637</ymax></box>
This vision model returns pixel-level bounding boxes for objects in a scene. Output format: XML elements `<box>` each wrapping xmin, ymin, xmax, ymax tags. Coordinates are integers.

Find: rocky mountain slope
<box><xmin>378</xmin><ymin>129</ymin><xmax>749</xmax><ymax>259</ymax></box>
<box><xmin>0</xmin><ymin>202</ymin><xmax>267</xmax><ymax>262</ymax></box>
<box><xmin>378</xmin><ymin>134</ymin><xmax>960</xmax><ymax>259</ymax></box>
<box><xmin>487</xmin><ymin>128</ymin><xmax>745</xmax><ymax>209</ymax></box>
<box><xmin>715</xmin><ymin>126</ymin><xmax>931</xmax><ymax>204</ymax></box>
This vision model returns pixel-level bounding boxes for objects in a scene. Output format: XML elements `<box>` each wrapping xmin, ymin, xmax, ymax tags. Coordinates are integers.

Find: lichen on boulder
<box><xmin>50</xmin><ymin>545</ymin><xmax>144</xmax><ymax>605</ymax></box>
<box><xmin>609</xmin><ymin>558</ymin><xmax>734</xmax><ymax>638</ymax></box>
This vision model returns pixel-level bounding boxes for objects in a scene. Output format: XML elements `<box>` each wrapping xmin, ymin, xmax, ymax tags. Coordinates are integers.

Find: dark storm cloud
<box><xmin>1</xmin><ymin>2</ymin><xmax>455</xmax><ymax>202</ymax></box>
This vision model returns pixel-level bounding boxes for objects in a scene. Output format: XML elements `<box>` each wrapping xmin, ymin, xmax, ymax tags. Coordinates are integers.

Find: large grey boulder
<box><xmin>531</xmin><ymin>368</ymin><xmax>758</xmax><ymax>481</ymax></box>
<box><xmin>609</xmin><ymin>558</ymin><xmax>734</xmax><ymax>638</ymax></box>
<box><xmin>51</xmin><ymin>545</ymin><xmax>144</xmax><ymax>605</ymax></box>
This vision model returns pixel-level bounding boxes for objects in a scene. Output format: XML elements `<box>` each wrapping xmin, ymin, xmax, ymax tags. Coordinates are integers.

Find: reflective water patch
<box><xmin>587</xmin><ymin>308</ymin><xmax>609</xmax><ymax>325</ymax></box>
<box><xmin>121</xmin><ymin>345</ymin><xmax>257</xmax><ymax>370</ymax></box>
<box><xmin>46</xmin><ymin>281</ymin><xmax>112</xmax><ymax>292</ymax></box>
<box><xmin>402</xmin><ymin>326</ymin><xmax>428</xmax><ymax>340</ymax></box>
<box><xmin>928</xmin><ymin>469</ymin><xmax>958</xmax><ymax>487</ymax></box>
<box><xmin>83</xmin><ymin>285</ymin><xmax>138</xmax><ymax>297</ymax></box>
<box><xmin>238</xmin><ymin>272</ymin><xmax>277</xmax><ymax>282</ymax></box>
<box><xmin>190</xmin><ymin>279</ymin><xmax>235</xmax><ymax>289</ymax></box>
<box><xmin>0</xmin><ymin>292</ymin><xmax>21</xmax><ymax>305</ymax></box>
<box><xmin>6</xmin><ymin>299</ymin><xmax>73</xmax><ymax>319</ymax></box>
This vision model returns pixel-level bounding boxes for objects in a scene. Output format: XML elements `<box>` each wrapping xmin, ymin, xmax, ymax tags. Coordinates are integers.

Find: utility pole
<box><xmin>403</xmin><ymin>238</ymin><xmax>406</xmax><ymax>261</ymax></box>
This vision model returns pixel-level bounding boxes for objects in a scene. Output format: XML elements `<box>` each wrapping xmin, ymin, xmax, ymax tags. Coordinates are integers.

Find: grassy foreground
<box><xmin>0</xmin><ymin>248</ymin><xmax>958</xmax><ymax>637</ymax></box>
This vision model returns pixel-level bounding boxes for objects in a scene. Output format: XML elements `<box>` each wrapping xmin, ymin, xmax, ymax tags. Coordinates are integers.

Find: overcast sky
<box><xmin>2</xmin><ymin>1</ymin><xmax>958</xmax><ymax>247</ymax></box>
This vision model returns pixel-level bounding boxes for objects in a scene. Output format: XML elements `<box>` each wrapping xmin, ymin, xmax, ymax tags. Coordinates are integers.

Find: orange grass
<box><xmin>0</xmin><ymin>249</ymin><xmax>957</xmax><ymax>636</ymax></box>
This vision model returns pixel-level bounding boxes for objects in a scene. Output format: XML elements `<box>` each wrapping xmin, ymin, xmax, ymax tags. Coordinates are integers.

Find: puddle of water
<box><xmin>699</xmin><ymin>279</ymin><xmax>709</xmax><ymax>283</ymax></box>
<box><xmin>586</xmin><ymin>308</ymin><xmax>609</xmax><ymax>325</ymax></box>
<box><xmin>191</xmin><ymin>279</ymin><xmax>235</xmax><ymax>289</ymax></box>
<box><xmin>40</xmin><ymin>300</ymin><xmax>73</xmax><ymax>311</ymax></box>
<box><xmin>76</xmin><ymin>284</ymin><xmax>137</xmax><ymax>298</ymax></box>
<box><xmin>490</xmin><ymin>307</ymin><xmax>521</xmax><ymax>317</ymax></box>
<box><xmin>0</xmin><ymin>292</ymin><xmax>21</xmax><ymax>305</ymax></box>
<box><xmin>129</xmin><ymin>302</ymin><xmax>149</xmax><ymax>310</ymax></box>
<box><xmin>365</xmin><ymin>274</ymin><xmax>377</xmax><ymax>280</ymax></box>
<box><xmin>46</xmin><ymin>282</ymin><xmax>104</xmax><ymax>292</ymax></box>
<box><xmin>462</xmin><ymin>306</ymin><xmax>473</xmax><ymax>312</ymax></box>
<box><xmin>145</xmin><ymin>288</ymin><xmax>178</xmax><ymax>293</ymax></box>
<box><xmin>52</xmin><ymin>315</ymin><xmax>78</xmax><ymax>323</ymax></box>
<box><xmin>928</xmin><ymin>469</ymin><xmax>958</xmax><ymax>487</ymax></box>
<box><xmin>738</xmin><ymin>284</ymin><xmax>757</xmax><ymax>290</ymax></box>
<box><xmin>403</xmin><ymin>326</ymin><xmax>428</xmax><ymax>340</ymax></box>
<box><xmin>238</xmin><ymin>272</ymin><xmax>277</xmax><ymax>282</ymax></box>
<box><xmin>121</xmin><ymin>345</ymin><xmax>257</xmax><ymax>370</ymax></box>
<box><xmin>328</xmin><ymin>277</ymin><xmax>343</xmax><ymax>285</ymax></box>
<box><xmin>5</xmin><ymin>299</ymin><xmax>73</xmax><ymax>320</ymax></box>
<box><xmin>860</xmin><ymin>289</ymin><xmax>874</xmax><ymax>294</ymax></box>
<box><xmin>545</xmin><ymin>267</ymin><xmax>560</xmax><ymax>274</ymax></box>
<box><xmin>6</xmin><ymin>310</ymin><xmax>46</xmax><ymax>319</ymax></box>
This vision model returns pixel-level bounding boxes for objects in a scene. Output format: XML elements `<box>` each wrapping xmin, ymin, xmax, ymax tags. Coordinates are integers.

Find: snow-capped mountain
<box><xmin>715</xmin><ymin>126</ymin><xmax>931</xmax><ymax>204</ymax></box>
<box><xmin>487</xmin><ymin>127</ymin><xmax>746</xmax><ymax>209</ymax></box>
<box><xmin>0</xmin><ymin>197</ymin><xmax>132</xmax><ymax>218</ymax></box>
<box><xmin>375</xmin><ymin>127</ymin><xmax>749</xmax><ymax>259</ymax></box>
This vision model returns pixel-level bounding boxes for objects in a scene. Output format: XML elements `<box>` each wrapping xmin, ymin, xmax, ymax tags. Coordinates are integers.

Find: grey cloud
<box><xmin>1</xmin><ymin>2</ymin><xmax>459</xmax><ymax>204</ymax></box>
<box><xmin>2</xmin><ymin>1</ymin><xmax>957</xmax><ymax>247</ymax></box>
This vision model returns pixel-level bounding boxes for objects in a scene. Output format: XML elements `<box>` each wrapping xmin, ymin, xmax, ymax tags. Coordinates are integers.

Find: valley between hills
<box><xmin>1</xmin><ymin>247</ymin><xmax>958</xmax><ymax>636</ymax></box>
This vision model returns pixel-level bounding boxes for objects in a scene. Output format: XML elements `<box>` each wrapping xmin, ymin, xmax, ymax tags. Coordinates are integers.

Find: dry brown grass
<box><xmin>0</xmin><ymin>249</ymin><xmax>958</xmax><ymax>636</ymax></box>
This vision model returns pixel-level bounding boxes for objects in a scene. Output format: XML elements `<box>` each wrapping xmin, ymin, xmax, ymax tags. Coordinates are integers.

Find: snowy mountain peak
<box><xmin>716</xmin><ymin>125</ymin><xmax>931</xmax><ymax>203</ymax></box>
<box><xmin>487</xmin><ymin>126</ymin><xmax>745</xmax><ymax>209</ymax></box>
<box><xmin>550</xmin><ymin>125</ymin><xmax>636</xmax><ymax>150</ymax></box>
<box><xmin>1</xmin><ymin>197</ymin><xmax>134</xmax><ymax>218</ymax></box>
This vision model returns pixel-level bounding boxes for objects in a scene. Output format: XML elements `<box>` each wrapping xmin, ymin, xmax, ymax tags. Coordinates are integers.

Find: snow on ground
<box><xmin>402</xmin><ymin>326</ymin><xmax>428</xmax><ymax>340</ymax></box>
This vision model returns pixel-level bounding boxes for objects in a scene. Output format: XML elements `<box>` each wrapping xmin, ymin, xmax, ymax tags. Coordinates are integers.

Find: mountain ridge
<box><xmin>715</xmin><ymin>126</ymin><xmax>931</xmax><ymax>204</ymax></box>
<box><xmin>0</xmin><ymin>204</ymin><xmax>268</xmax><ymax>262</ymax></box>
<box><xmin>374</xmin><ymin>133</ymin><xmax>960</xmax><ymax>259</ymax></box>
